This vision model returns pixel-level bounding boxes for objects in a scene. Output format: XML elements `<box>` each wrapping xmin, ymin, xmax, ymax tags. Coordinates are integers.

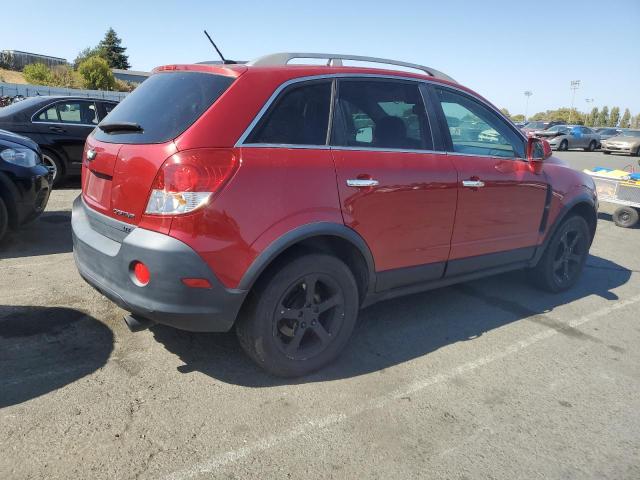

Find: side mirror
<box><xmin>527</xmin><ymin>137</ymin><xmax>552</xmax><ymax>164</ymax></box>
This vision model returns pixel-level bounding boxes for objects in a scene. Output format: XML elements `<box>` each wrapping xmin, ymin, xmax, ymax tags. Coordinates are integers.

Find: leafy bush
<box><xmin>77</xmin><ymin>56</ymin><xmax>116</xmax><ymax>90</ymax></box>
<box><xmin>23</xmin><ymin>63</ymin><xmax>53</xmax><ymax>85</ymax></box>
<box><xmin>50</xmin><ymin>65</ymin><xmax>82</xmax><ymax>88</ymax></box>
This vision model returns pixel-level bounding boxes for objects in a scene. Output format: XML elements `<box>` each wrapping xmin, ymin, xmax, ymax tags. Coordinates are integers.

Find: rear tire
<box><xmin>236</xmin><ymin>253</ymin><xmax>359</xmax><ymax>377</ymax></box>
<box><xmin>584</xmin><ymin>140</ymin><xmax>596</xmax><ymax>152</ymax></box>
<box><xmin>612</xmin><ymin>207</ymin><xmax>639</xmax><ymax>228</ymax></box>
<box><xmin>559</xmin><ymin>139</ymin><xmax>569</xmax><ymax>151</ymax></box>
<box><xmin>0</xmin><ymin>197</ymin><xmax>8</xmax><ymax>242</ymax></box>
<box><xmin>530</xmin><ymin>215</ymin><xmax>590</xmax><ymax>293</ymax></box>
<box><xmin>635</xmin><ymin>146</ymin><xmax>640</xmax><ymax>157</ymax></box>
<box><xmin>41</xmin><ymin>150</ymin><xmax>65</xmax><ymax>187</ymax></box>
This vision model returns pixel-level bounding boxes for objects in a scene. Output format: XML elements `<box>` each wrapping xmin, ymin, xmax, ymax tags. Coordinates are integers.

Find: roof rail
<box><xmin>248</xmin><ymin>52</ymin><xmax>456</xmax><ymax>83</ymax></box>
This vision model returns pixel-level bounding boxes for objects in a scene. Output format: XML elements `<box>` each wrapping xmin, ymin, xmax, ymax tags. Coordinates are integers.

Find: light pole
<box><xmin>524</xmin><ymin>91</ymin><xmax>533</xmax><ymax>121</ymax></box>
<box><xmin>569</xmin><ymin>80</ymin><xmax>580</xmax><ymax>124</ymax></box>
<box><xmin>585</xmin><ymin>98</ymin><xmax>594</xmax><ymax>125</ymax></box>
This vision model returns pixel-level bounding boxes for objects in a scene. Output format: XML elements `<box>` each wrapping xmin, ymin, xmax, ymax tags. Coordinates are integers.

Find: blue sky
<box><xmin>4</xmin><ymin>0</ymin><xmax>639</xmax><ymax>116</ymax></box>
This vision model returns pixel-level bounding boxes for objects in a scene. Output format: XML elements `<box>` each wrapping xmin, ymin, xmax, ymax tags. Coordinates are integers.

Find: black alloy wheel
<box><xmin>236</xmin><ymin>253</ymin><xmax>359</xmax><ymax>377</ymax></box>
<box><xmin>273</xmin><ymin>273</ymin><xmax>345</xmax><ymax>360</ymax></box>
<box><xmin>551</xmin><ymin>225</ymin><xmax>588</xmax><ymax>288</ymax></box>
<box><xmin>530</xmin><ymin>215</ymin><xmax>590</xmax><ymax>292</ymax></box>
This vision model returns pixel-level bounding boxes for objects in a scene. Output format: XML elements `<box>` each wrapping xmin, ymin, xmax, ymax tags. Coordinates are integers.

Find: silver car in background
<box><xmin>535</xmin><ymin>125</ymin><xmax>600</xmax><ymax>151</ymax></box>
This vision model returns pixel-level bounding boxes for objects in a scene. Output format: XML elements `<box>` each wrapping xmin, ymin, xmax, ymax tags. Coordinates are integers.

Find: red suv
<box><xmin>72</xmin><ymin>53</ymin><xmax>597</xmax><ymax>376</ymax></box>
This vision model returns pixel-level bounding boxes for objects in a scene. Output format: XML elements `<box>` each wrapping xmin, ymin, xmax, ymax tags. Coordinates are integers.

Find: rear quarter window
<box><xmin>93</xmin><ymin>71</ymin><xmax>234</xmax><ymax>144</ymax></box>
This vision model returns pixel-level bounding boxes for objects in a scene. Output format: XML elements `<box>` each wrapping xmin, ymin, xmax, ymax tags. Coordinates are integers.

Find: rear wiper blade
<box><xmin>98</xmin><ymin>121</ymin><xmax>143</xmax><ymax>134</ymax></box>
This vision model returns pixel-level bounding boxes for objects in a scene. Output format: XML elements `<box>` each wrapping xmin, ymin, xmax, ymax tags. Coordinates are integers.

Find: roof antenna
<box><xmin>203</xmin><ymin>30</ymin><xmax>236</xmax><ymax>64</ymax></box>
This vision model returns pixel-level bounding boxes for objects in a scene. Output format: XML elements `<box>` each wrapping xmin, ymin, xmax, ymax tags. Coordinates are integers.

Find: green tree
<box><xmin>619</xmin><ymin>109</ymin><xmax>631</xmax><ymax>128</ymax></box>
<box><xmin>50</xmin><ymin>65</ymin><xmax>81</xmax><ymax>88</ymax></box>
<box><xmin>97</xmin><ymin>28</ymin><xmax>130</xmax><ymax>69</ymax></box>
<box><xmin>77</xmin><ymin>56</ymin><xmax>117</xmax><ymax>90</ymax></box>
<box><xmin>632</xmin><ymin>114</ymin><xmax>640</xmax><ymax>129</ymax></box>
<box><xmin>74</xmin><ymin>46</ymin><xmax>105</xmax><ymax>69</ymax></box>
<box><xmin>609</xmin><ymin>107</ymin><xmax>620</xmax><ymax>127</ymax></box>
<box><xmin>500</xmin><ymin>108</ymin><xmax>511</xmax><ymax>118</ymax></box>
<box><xmin>585</xmin><ymin>107</ymin><xmax>598</xmax><ymax>127</ymax></box>
<box><xmin>511</xmin><ymin>114</ymin><xmax>525</xmax><ymax>122</ymax></box>
<box><xmin>23</xmin><ymin>63</ymin><xmax>53</xmax><ymax>85</ymax></box>
<box><xmin>598</xmin><ymin>106</ymin><xmax>609</xmax><ymax>127</ymax></box>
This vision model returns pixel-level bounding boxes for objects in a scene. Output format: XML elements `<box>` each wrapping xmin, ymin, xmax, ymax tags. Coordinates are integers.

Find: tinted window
<box><xmin>56</xmin><ymin>101</ymin><xmax>98</xmax><ymax>124</ymax></box>
<box><xmin>37</xmin><ymin>106</ymin><xmax>59</xmax><ymax>122</ymax></box>
<box><xmin>93</xmin><ymin>71</ymin><xmax>234</xmax><ymax>144</ymax></box>
<box><xmin>436</xmin><ymin>88</ymin><xmax>524</xmax><ymax>158</ymax></box>
<box><xmin>333</xmin><ymin>80</ymin><xmax>432</xmax><ymax>150</ymax></box>
<box><xmin>103</xmin><ymin>102</ymin><xmax>117</xmax><ymax>115</ymax></box>
<box><xmin>246</xmin><ymin>81</ymin><xmax>331</xmax><ymax>145</ymax></box>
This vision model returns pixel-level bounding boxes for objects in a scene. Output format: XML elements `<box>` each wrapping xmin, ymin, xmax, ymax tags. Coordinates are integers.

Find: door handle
<box><xmin>346</xmin><ymin>179</ymin><xmax>379</xmax><ymax>188</ymax></box>
<box><xmin>462</xmin><ymin>180</ymin><xmax>485</xmax><ymax>188</ymax></box>
<box><xmin>49</xmin><ymin>126</ymin><xmax>66</xmax><ymax>133</ymax></box>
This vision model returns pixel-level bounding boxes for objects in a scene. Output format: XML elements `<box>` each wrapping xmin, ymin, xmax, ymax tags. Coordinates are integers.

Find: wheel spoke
<box><xmin>562</xmin><ymin>260</ymin><xmax>570</xmax><ymax>280</ymax></box>
<box><xmin>285</xmin><ymin>327</ymin><xmax>306</xmax><ymax>355</ymax></box>
<box><xmin>568</xmin><ymin>232</ymin><xmax>580</xmax><ymax>249</ymax></box>
<box><xmin>311</xmin><ymin>322</ymin><xmax>331</xmax><ymax>344</ymax></box>
<box><xmin>568</xmin><ymin>253</ymin><xmax>582</xmax><ymax>264</ymax></box>
<box><xmin>553</xmin><ymin>258</ymin><xmax>564</xmax><ymax>272</ymax></box>
<box><xmin>304</xmin><ymin>275</ymin><xmax>318</xmax><ymax>305</ymax></box>
<box><xmin>317</xmin><ymin>294</ymin><xmax>341</xmax><ymax>313</ymax></box>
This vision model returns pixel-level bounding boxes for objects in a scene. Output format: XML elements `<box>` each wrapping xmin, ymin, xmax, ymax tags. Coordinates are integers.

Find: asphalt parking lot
<box><xmin>1</xmin><ymin>151</ymin><xmax>639</xmax><ymax>479</ymax></box>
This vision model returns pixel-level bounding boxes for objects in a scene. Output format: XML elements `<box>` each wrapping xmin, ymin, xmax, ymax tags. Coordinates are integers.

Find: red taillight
<box><xmin>181</xmin><ymin>278</ymin><xmax>212</xmax><ymax>289</ymax></box>
<box><xmin>146</xmin><ymin>149</ymin><xmax>238</xmax><ymax>215</ymax></box>
<box><xmin>131</xmin><ymin>261</ymin><xmax>150</xmax><ymax>286</ymax></box>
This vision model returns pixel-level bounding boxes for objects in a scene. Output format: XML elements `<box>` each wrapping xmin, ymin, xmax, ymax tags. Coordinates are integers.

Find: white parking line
<box><xmin>165</xmin><ymin>293</ymin><xmax>640</xmax><ymax>480</ymax></box>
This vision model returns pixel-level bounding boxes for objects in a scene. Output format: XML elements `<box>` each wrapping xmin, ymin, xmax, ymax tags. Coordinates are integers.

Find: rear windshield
<box><xmin>93</xmin><ymin>71</ymin><xmax>234</xmax><ymax>144</ymax></box>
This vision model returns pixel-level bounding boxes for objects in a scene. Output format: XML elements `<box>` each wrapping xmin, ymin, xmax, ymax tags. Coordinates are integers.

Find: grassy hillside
<box><xmin>0</xmin><ymin>69</ymin><xmax>27</xmax><ymax>84</ymax></box>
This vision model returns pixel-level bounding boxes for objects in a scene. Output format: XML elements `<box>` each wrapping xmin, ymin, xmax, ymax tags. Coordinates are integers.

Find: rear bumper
<box><xmin>71</xmin><ymin>196</ymin><xmax>246</xmax><ymax>332</ymax></box>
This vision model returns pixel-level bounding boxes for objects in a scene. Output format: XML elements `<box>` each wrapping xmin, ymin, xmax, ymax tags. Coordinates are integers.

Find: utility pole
<box><xmin>569</xmin><ymin>80</ymin><xmax>580</xmax><ymax>124</ymax></box>
<box><xmin>585</xmin><ymin>98</ymin><xmax>594</xmax><ymax>126</ymax></box>
<box><xmin>524</xmin><ymin>91</ymin><xmax>533</xmax><ymax>121</ymax></box>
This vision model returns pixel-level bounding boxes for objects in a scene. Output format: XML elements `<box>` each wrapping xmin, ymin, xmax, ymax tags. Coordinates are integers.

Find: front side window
<box><xmin>333</xmin><ymin>79</ymin><xmax>432</xmax><ymax>150</ymax></box>
<box><xmin>436</xmin><ymin>87</ymin><xmax>524</xmax><ymax>158</ymax></box>
<box><xmin>246</xmin><ymin>81</ymin><xmax>332</xmax><ymax>145</ymax></box>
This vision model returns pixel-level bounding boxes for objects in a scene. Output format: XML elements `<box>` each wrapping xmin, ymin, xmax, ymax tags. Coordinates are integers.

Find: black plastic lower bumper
<box><xmin>71</xmin><ymin>196</ymin><xmax>247</xmax><ymax>332</ymax></box>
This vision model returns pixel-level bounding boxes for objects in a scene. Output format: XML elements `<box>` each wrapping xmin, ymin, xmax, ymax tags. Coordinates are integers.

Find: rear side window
<box><xmin>245</xmin><ymin>81</ymin><xmax>332</xmax><ymax>145</ymax></box>
<box><xmin>37</xmin><ymin>106</ymin><xmax>59</xmax><ymax>122</ymax></box>
<box><xmin>332</xmin><ymin>79</ymin><xmax>432</xmax><ymax>150</ymax></box>
<box><xmin>93</xmin><ymin>71</ymin><xmax>234</xmax><ymax>144</ymax></box>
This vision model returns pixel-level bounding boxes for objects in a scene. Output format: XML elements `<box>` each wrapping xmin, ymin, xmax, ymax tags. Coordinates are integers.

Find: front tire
<box><xmin>559</xmin><ymin>139</ymin><xmax>569</xmax><ymax>151</ymax></box>
<box><xmin>530</xmin><ymin>215</ymin><xmax>591</xmax><ymax>293</ymax></box>
<box><xmin>236</xmin><ymin>253</ymin><xmax>360</xmax><ymax>377</ymax></box>
<box><xmin>603</xmin><ymin>150</ymin><xmax>611</xmax><ymax>155</ymax></box>
<box><xmin>0</xmin><ymin>197</ymin><xmax>8</xmax><ymax>242</ymax></box>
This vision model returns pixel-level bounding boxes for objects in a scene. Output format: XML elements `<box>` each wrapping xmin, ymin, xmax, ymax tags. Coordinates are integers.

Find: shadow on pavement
<box><xmin>0</xmin><ymin>306</ymin><xmax>113</xmax><ymax>408</ymax></box>
<box><xmin>0</xmin><ymin>210</ymin><xmax>72</xmax><ymax>259</ymax></box>
<box><xmin>152</xmin><ymin>254</ymin><xmax>631</xmax><ymax>387</ymax></box>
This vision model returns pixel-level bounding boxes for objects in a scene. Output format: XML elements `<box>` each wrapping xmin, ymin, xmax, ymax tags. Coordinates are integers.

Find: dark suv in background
<box><xmin>0</xmin><ymin>96</ymin><xmax>118</xmax><ymax>185</ymax></box>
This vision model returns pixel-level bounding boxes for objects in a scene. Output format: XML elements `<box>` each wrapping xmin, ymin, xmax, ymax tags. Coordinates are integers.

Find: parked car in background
<box><xmin>0</xmin><ymin>129</ymin><xmax>51</xmax><ymax>242</ymax></box>
<box><xmin>72</xmin><ymin>53</ymin><xmax>597</xmax><ymax>376</ymax></box>
<box><xmin>0</xmin><ymin>96</ymin><xmax>118</xmax><ymax>185</ymax></box>
<box><xmin>601</xmin><ymin>130</ymin><xmax>640</xmax><ymax>156</ymax></box>
<box><xmin>536</xmin><ymin>125</ymin><xmax>600</xmax><ymax>151</ymax></box>
<box><xmin>595</xmin><ymin>127</ymin><xmax>622</xmax><ymax>144</ymax></box>
<box><xmin>521</xmin><ymin>120</ymin><xmax>565</xmax><ymax>135</ymax></box>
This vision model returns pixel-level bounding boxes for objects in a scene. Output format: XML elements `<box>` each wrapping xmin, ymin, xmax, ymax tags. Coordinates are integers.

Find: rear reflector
<box><xmin>181</xmin><ymin>278</ymin><xmax>212</xmax><ymax>289</ymax></box>
<box><xmin>145</xmin><ymin>149</ymin><xmax>237</xmax><ymax>216</ymax></box>
<box><xmin>131</xmin><ymin>261</ymin><xmax>150</xmax><ymax>286</ymax></box>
